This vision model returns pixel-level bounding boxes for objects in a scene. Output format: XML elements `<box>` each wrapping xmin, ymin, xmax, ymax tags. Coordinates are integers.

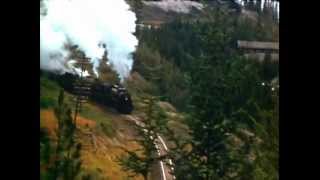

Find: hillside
<box><xmin>40</xmin><ymin>0</ymin><xmax>279</xmax><ymax>179</ymax></box>
<box><xmin>40</xmin><ymin>73</ymin><xmax>188</xmax><ymax>179</ymax></box>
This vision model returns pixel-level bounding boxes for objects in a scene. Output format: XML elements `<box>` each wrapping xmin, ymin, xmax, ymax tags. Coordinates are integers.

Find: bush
<box><xmin>40</xmin><ymin>97</ymin><xmax>56</xmax><ymax>108</ymax></box>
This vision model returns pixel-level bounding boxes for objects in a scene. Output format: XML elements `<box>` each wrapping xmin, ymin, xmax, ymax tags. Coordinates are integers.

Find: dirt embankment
<box><xmin>40</xmin><ymin>92</ymin><xmax>189</xmax><ymax>180</ymax></box>
<box><xmin>40</xmin><ymin>109</ymin><xmax>144</xmax><ymax>180</ymax></box>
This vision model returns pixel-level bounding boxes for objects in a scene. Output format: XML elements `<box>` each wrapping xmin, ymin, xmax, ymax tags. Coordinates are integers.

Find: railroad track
<box><xmin>125</xmin><ymin>115</ymin><xmax>176</xmax><ymax>180</ymax></box>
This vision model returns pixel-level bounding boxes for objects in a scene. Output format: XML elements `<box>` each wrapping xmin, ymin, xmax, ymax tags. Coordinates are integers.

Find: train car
<box><xmin>90</xmin><ymin>81</ymin><xmax>133</xmax><ymax>114</ymax></box>
<box><xmin>56</xmin><ymin>73</ymin><xmax>133</xmax><ymax>114</ymax></box>
<box><xmin>42</xmin><ymin>71</ymin><xmax>133</xmax><ymax>114</ymax></box>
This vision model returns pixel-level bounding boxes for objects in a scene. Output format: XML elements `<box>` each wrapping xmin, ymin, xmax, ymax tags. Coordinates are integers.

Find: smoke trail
<box><xmin>40</xmin><ymin>0</ymin><xmax>138</xmax><ymax>81</ymax></box>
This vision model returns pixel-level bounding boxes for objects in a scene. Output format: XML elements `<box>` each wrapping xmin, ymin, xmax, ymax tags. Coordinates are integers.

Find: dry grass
<box><xmin>40</xmin><ymin>107</ymin><xmax>145</xmax><ymax>180</ymax></box>
<box><xmin>40</xmin><ymin>110</ymin><xmax>58</xmax><ymax>138</ymax></box>
<box><xmin>40</xmin><ymin>75</ymin><xmax>146</xmax><ymax>179</ymax></box>
<box><xmin>76</xmin><ymin>111</ymin><xmax>145</xmax><ymax>180</ymax></box>
<box><xmin>79</xmin><ymin>131</ymin><xmax>143</xmax><ymax>180</ymax></box>
<box><xmin>40</xmin><ymin>76</ymin><xmax>187</xmax><ymax>179</ymax></box>
<box><xmin>76</xmin><ymin>115</ymin><xmax>97</xmax><ymax>128</ymax></box>
<box><xmin>40</xmin><ymin>109</ymin><xmax>97</xmax><ymax>136</ymax></box>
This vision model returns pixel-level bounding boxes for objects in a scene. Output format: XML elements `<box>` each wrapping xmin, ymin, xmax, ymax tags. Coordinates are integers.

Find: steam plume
<box><xmin>40</xmin><ymin>0</ymin><xmax>138</xmax><ymax>81</ymax></box>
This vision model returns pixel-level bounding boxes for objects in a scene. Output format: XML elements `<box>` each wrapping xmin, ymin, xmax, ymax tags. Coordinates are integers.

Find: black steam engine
<box><xmin>90</xmin><ymin>81</ymin><xmax>133</xmax><ymax>114</ymax></box>
<box><xmin>50</xmin><ymin>72</ymin><xmax>133</xmax><ymax>114</ymax></box>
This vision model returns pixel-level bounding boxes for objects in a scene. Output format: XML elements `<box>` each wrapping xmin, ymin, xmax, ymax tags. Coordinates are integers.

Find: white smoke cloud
<box><xmin>67</xmin><ymin>60</ymin><xmax>90</xmax><ymax>77</ymax></box>
<box><xmin>40</xmin><ymin>0</ymin><xmax>138</xmax><ymax>81</ymax></box>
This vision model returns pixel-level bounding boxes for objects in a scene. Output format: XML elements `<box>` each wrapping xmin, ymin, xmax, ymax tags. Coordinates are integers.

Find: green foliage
<box><xmin>79</xmin><ymin>104</ymin><xmax>116</xmax><ymax>137</ymax></box>
<box><xmin>99</xmin><ymin>122</ymin><xmax>116</xmax><ymax>138</ymax></box>
<box><xmin>40</xmin><ymin>75</ymin><xmax>60</xmax><ymax>91</ymax></box>
<box><xmin>229</xmin><ymin>91</ymin><xmax>278</xmax><ymax>180</ymax></box>
<box><xmin>129</xmin><ymin>4</ymin><xmax>279</xmax><ymax>178</ymax></box>
<box><xmin>136</xmin><ymin>19</ymin><xmax>202</xmax><ymax>71</ymax></box>
<box><xmin>134</xmin><ymin>2</ymin><xmax>278</xmax><ymax>113</ymax></box>
<box><xmin>42</xmin><ymin>90</ymin><xmax>83</xmax><ymax>180</ymax></box>
<box><xmin>259</xmin><ymin>57</ymin><xmax>279</xmax><ymax>81</ymax></box>
<box><xmin>40</xmin><ymin>2</ymin><xmax>279</xmax><ymax>179</ymax></box>
<box><xmin>80</xmin><ymin>168</ymin><xmax>105</xmax><ymax>180</ymax></box>
<box><xmin>119</xmin><ymin>149</ymin><xmax>150</xmax><ymax>180</ymax></box>
<box><xmin>97</xmin><ymin>50</ymin><xmax>121</xmax><ymax>84</ymax></box>
<box><xmin>132</xmin><ymin>43</ymin><xmax>189</xmax><ymax>110</ymax></box>
<box><xmin>118</xmin><ymin>96</ymin><xmax>169</xmax><ymax>180</ymax></box>
<box><xmin>127</xmin><ymin>0</ymin><xmax>143</xmax><ymax>18</ymax></box>
<box><xmin>40</xmin><ymin>97</ymin><xmax>56</xmax><ymax>108</ymax></box>
<box><xmin>40</xmin><ymin>128</ymin><xmax>52</xmax><ymax>165</ymax></box>
<box><xmin>160</xmin><ymin>7</ymin><xmax>279</xmax><ymax>180</ymax></box>
<box><xmin>40</xmin><ymin>75</ymin><xmax>60</xmax><ymax>109</ymax></box>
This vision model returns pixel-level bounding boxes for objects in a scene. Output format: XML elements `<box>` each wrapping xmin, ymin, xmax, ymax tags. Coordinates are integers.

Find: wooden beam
<box><xmin>237</xmin><ymin>40</ymin><xmax>279</xmax><ymax>51</ymax></box>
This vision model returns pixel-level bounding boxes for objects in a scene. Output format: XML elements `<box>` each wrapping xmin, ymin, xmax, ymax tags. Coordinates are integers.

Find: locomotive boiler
<box><xmin>90</xmin><ymin>81</ymin><xmax>133</xmax><ymax>114</ymax></box>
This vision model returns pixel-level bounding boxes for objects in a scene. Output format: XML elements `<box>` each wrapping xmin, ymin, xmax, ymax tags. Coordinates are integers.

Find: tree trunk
<box><xmin>143</xmin><ymin>173</ymin><xmax>148</xmax><ymax>180</ymax></box>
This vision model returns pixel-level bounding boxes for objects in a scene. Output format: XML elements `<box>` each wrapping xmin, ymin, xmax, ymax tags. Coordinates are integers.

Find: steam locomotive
<box><xmin>90</xmin><ymin>81</ymin><xmax>134</xmax><ymax>114</ymax></box>
<box><xmin>42</xmin><ymin>71</ymin><xmax>133</xmax><ymax>114</ymax></box>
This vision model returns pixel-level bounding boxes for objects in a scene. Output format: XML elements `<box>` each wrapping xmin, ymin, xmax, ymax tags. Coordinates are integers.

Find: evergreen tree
<box><xmin>129</xmin><ymin>0</ymin><xmax>143</xmax><ymax>20</ymax></box>
<box><xmin>133</xmin><ymin>5</ymin><xmax>279</xmax><ymax>179</ymax></box>
<box><xmin>97</xmin><ymin>49</ymin><xmax>120</xmax><ymax>84</ymax></box>
<box><xmin>46</xmin><ymin>89</ymin><xmax>82</xmax><ymax>180</ymax></box>
<box><xmin>171</xmin><ymin>6</ymin><xmax>278</xmax><ymax>179</ymax></box>
<box><xmin>118</xmin><ymin>96</ymin><xmax>169</xmax><ymax>180</ymax></box>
